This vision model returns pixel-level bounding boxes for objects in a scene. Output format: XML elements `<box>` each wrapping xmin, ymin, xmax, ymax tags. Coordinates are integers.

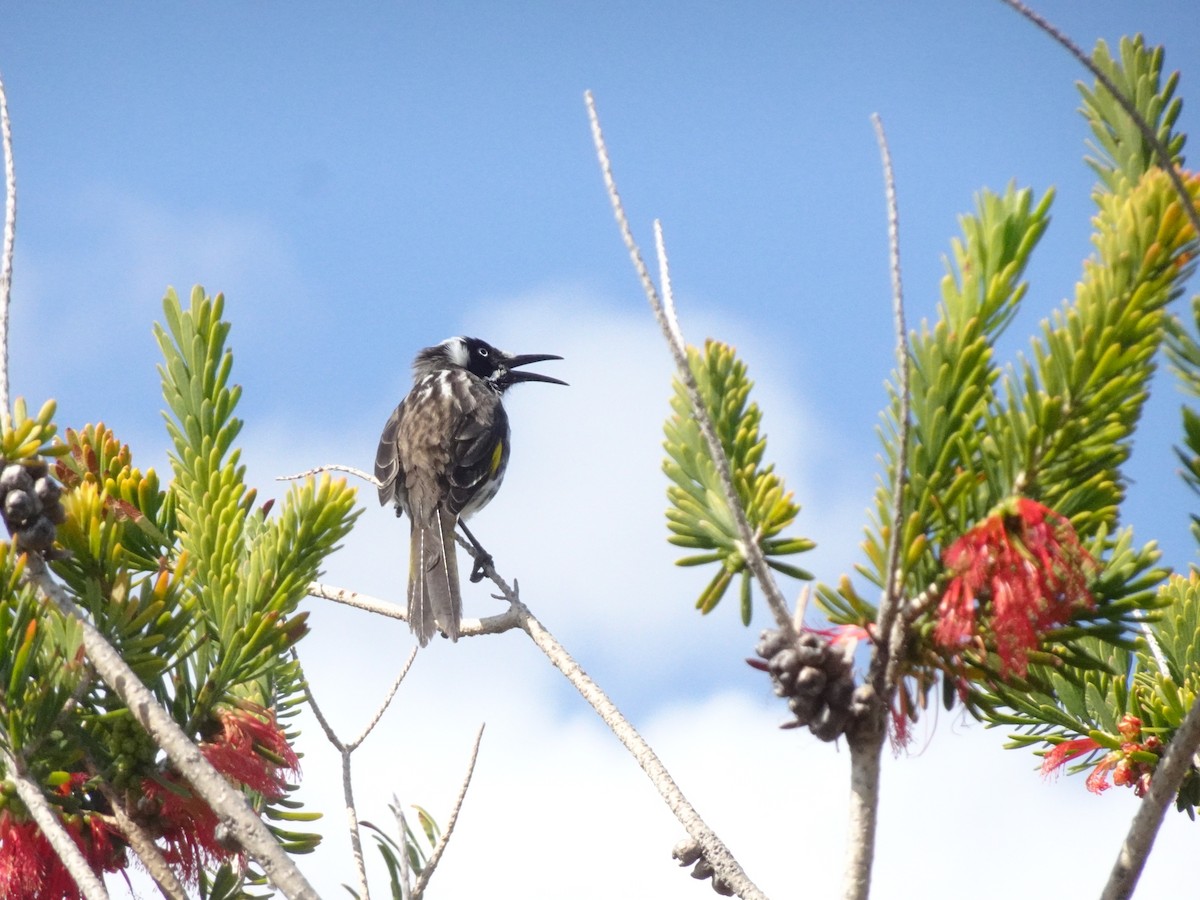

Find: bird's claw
<box><xmin>469</xmin><ymin>553</ymin><xmax>494</xmax><ymax>583</ymax></box>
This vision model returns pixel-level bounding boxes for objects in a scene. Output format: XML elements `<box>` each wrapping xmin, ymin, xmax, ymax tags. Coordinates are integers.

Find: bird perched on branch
<box><xmin>375</xmin><ymin>336</ymin><xmax>566</xmax><ymax>645</ymax></box>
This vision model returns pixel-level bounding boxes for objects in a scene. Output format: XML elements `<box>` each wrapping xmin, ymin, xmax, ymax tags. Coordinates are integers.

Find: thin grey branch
<box><xmin>309</xmin><ymin>582</ymin><xmax>405</xmax><ymax>622</ymax></box>
<box><xmin>0</xmin><ymin>70</ymin><xmax>16</xmax><ymax>418</ymax></box>
<box><xmin>393</xmin><ymin>799</ymin><xmax>413</xmax><ymax>900</ymax></box>
<box><xmin>340</xmin><ymin>751</ymin><xmax>368</xmax><ymax>900</ymax></box>
<box><xmin>349</xmin><ymin>647</ymin><xmax>418</xmax><ymax>751</ymax></box>
<box><xmin>95</xmin><ymin>777</ymin><xmax>188</xmax><ymax>900</ymax></box>
<box><xmin>276</xmin><ymin>464</ymin><xmax>378</xmax><ymax>486</ymax></box>
<box><xmin>27</xmin><ymin>560</ymin><xmax>320</xmax><ymax>900</ymax></box>
<box><xmin>870</xmin><ymin>112</ymin><xmax>913</xmax><ymax>696</ymax></box>
<box><xmin>411</xmin><ymin>724</ymin><xmax>486</xmax><ymax>899</ymax></box>
<box><xmin>518</xmin><ymin>592</ymin><xmax>764</xmax><ymax>897</ymax></box>
<box><xmin>300</xmin><ymin>655</ymin><xmax>348</xmax><ymax>755</ymax></box>
<box><xmin>998</xmin><ymin>0</ymin><xmax>1200</xmax><ymax>240</ymax></box>
<box><xmin>309</xmin><ymin>581</ymin><xmax>522</xmax><ymax>636</ymax></box>
<box><xmin>841</xmin><ymin>113</ymin><xmax>913</xmax><ymax>900</ymax></box>
<box><xmin>1101</xmin><ymin>691</ymin><xmax>1200</xmax><ymax>900</ymax></box>
<box><xmin>512</xmin><ymin>588</ymin><xmax>766</xmax><ymax>899</ymax></box>
<box><xmin>311</xmin><ymin>547</ymin><xmax>759</xmax><ymax>893</ymax></box>
<box><xmin>1</xmin><ymin>746</ymin><xmax>109</xmax><ymax>900</ymax></box>
<box><xmin>586</xmin><ymin>89</ymin><xmax>795</xmax><ymax>640</ymax></box>
<box><xmin>301</xmin><ymin>646</ymin><xmax>417</xmax><ymax>900</ymax></box>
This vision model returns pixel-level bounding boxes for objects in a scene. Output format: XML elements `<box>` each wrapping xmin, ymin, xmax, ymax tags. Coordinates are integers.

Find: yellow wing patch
<box><xmin>489</xmin><ymin>439</ymin><xmax>505</xmax><ymax>476</ymax></box>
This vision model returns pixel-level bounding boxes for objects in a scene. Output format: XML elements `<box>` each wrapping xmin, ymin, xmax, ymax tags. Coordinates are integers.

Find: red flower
<box><xmin>137</xmin><ymin>703</ymin><xmax>299</xmax><ymax>884</ymax></box>
<box><xmin>0</xmin><ymin>785</ymin><xmax>126</xmax><ymax>900</ymax></box>
<box><xmin>0</xmin><ymin>811</ymin><xmax>44</xmax><ymax>899</ymax></box>
<box><xmin>139</xmin><ymin>773</ymin><xmax>224</xmax><ymax>884</ymax></box>
<box><xmin>200</xmin><ymin>704</ymin><xmax>299</xmax><ymax>800</ymax></box>
<box><xmin>1041</xmin><ymin>717</ymin><xmax>1163</xmax><ymax>797</ymax></box>
<box><xmin>1040</xmin><ymin>736</ymin><xmax>1101</xmax><ymax>778</ymax></box>
<box><xmin>935</xmin><ymin>498</ymin><xmax>1096</xmax><ymax>676</ymax></box>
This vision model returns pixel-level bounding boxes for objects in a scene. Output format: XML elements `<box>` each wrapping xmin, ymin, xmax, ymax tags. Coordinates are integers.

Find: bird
<box><xmin>375</xmin><ymin>336</ymin><xmax>566</xmax><ymax>646</ymax></box>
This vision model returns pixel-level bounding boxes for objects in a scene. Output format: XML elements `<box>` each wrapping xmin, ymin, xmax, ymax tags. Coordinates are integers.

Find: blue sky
<box><xmin>3</xmin><ymin>3</ymin><xmax>1200</xmax><ymax>898</ymax></box>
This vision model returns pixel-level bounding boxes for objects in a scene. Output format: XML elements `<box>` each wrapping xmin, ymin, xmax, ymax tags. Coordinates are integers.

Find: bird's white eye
<box><xmin>478</xmin><ymin>347</ymin><xmax>489</xmax><ymax>357</ymax></box>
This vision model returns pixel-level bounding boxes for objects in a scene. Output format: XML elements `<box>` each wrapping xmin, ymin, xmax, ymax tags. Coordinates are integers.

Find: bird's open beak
<box><xmin>504</xmin><ymin>353</ymin><xmax>568</xmax><ymax>386</ymax></box>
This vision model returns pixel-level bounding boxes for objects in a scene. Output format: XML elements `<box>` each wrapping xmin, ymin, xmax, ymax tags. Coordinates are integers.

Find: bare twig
<box><xmin>0</xmin><ymin>746</ymin><xmax>109</xmax><ymax>900</ymax></box>
<box><xmin>348</xmin><ymin>649</ymin><xmax>418</xmax><ymax>751</ymax></box>
<box><xmin>337</xmin><ymin>752</ymin><xmax>367</xmax><ymax>900</ymax></box>
<box><xmin>313</xmin><ymin>539</ymin><xmax>760</xmax><ymax>894</ymax></box>
<box><xmin>507</xmin><ymin>586</ymin><xmax>766</xmax><ymax>899</ymax></box>
<box><xmin>0</xmin><ymin>70</ymin><xmax>16</xmax><ymax>419</ymax></box>
<box><xmin>1101</xmin><ymin>692</ymin><xmax>1200</xmax><ymax>900</ymax></box>
<box><xmin>95</xmin><ymin>778</ymin><xmax>189</xmax><ymax>900</ymax></box>
<box><xmin>27</xmin><ymin>561</ymin><xmax>320</xmax><ymax>900</ymax></box>
<box><xmin>277</xmin><ymin>464</ymin><xmax>378</xmax><ymax>485</ymax></box>
<box><xmin>841</xmin><ymin>113</ymin><xmax>914</xmax><ymax>900</ymax></box>
<box><xmin>310</xmin><ymin>583</ymin><xmax>406</xmax><ymax>620</ymax></box>
<box><xmin>395</xmin><ymin>801</ymin><xmax>412</xmax><ymax>900</ymax></box>
<box><xmin>308</xmin><ymin>581</ymin><xmax>521</xmax><ymax>636</ymax></box>
<box><xmin>586</xmin><ymin>90</ymin><xmax>795</xmax><ymax>641</ymax></box>
<box><xmin>302</xmin><ymin>646</ymin><xmax>418</xmax><ymax>900</ymax></box>
<box><xmin>998</xmin><ymin>0</ymin><xmax>1200</xmax><ymax>240</ymax></box>
<box><xmin>869</xmin><ymin>112</ymin><xmax>913</xmax><ymax>697</ymax></box>
<box><xmin>411</xmin><ymin>724</ymin><xmax>486</xmax><ymax>899</ymax></box>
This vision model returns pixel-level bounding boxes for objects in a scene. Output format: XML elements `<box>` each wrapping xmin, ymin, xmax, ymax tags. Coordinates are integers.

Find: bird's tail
<box><xmin>408</xmin><ymin>507</ymin><xmax>462</xmax><ymax>645</ymax></box>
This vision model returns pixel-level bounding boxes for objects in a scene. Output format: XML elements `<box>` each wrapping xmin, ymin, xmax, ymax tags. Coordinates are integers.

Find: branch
<box><xmin>348</xmin><ymin>648</ymin><xmax>417</xmax><ymax>751</ymax></box>
<box><xmin>840</xmin><ymin>113</ymin><xmax>913</xmax><ymax>900</ymax></box>
<box><xmin>411</xmin><ymin>724</ymin><xmax>485</xmax><ymax>899</ymax></box>
<box><xmin>302</xmin><ymin>645</ymin><xmax>418</xmax><ymax>900</ymax></box>
<box><xmin>0</xmin><ymin>70</ymin><xmax>14</xmax><ymax>419</ymax></box>
<box><xmin>394</xmin><ymin>801</ymin><xmax>412</xmax><ymax>900</ymax></box>
<box><xmin>277</xmin><ymin>464</ymin><xmax>377</xmax><ymax>486</ymax></box>
<box><xmin>509</xmin><ymin>586</ymin><xmax>766</xmax><ymax>898</ymax></box>
<box><xmin>0</xmin><ymin>746</ymin><xmax>109</xmax><ymax>900</ymax></box>
<box><xmin>869</xmin><ymin>112</ymin><xmax>913</xmax><ymax>699</ymax></box>
<box><xmin>308</xmin><ymin>581</ymin><xmax>521</xmax><ymax>636</ymax></box>
<box><xmin>27</xmin><ymin>560</ymin><xmax>321</xmax><ymax>900</ymax></box>
<box><xmin>1100</xmin><ymin>692</ymin><xmax>1200</xmax><ymax>900</ymax></box>
<box><xmin>998</xmin><ymin>0</ymin><xmax>1200</xmax><ymax>240</ymax></box>
<box><xmin>312</xmin><ymin>554</ymin><xmax>761</xmax><ymax>894</ymax></box>
<box><xmin>94</xmin><ymin>777</ymin><xmax>189</xmax><ymax>900</ymax></box>
<box><xmin>585</xmin><ymin>89</ymin><xmax>796</xmax><ymax>640</ymax></box>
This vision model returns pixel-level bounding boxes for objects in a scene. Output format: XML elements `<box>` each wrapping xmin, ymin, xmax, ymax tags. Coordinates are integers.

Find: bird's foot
<box><xmin>469</xmin><ymin>553</ymin><xmax>494</xmax><ymax>583</ymax></box>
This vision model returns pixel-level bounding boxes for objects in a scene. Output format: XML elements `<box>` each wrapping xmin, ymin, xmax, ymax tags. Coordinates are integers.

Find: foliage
<box><xmin>808</xmin><ymin>35</ymin><xmax>1200</xmax><ymax>804</ymax></box>
<box><xmin>662</xmin><ymin>339</ymin><xmax>814</xmax><ymax>624</ymax></box>
<box><xmin>0</xmin><ymin>286</ymin><xmax>360</xmax><ymax>893</ymax></box>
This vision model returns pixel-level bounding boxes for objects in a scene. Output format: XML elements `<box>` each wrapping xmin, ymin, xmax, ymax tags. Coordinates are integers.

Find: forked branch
<box><xmin>585</xmin><ymin>90</ymin><xmax>796</xmax><ymax>643</ymax></box>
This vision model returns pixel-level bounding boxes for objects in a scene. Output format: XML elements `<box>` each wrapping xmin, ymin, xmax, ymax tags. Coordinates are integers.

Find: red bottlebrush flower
<box><xmin>1086</xmin><ymin>754</ymin><xmax>1120</xmax><ymax>794</ymax></box>
<box><xmin>200</xmin><ymin>704</ymin><xmax>299</xmax><ymax>800</ymax></box>
<box><xmin>1040</xmin><ymin>736</ymin><xmax>1101</xmax><ymax>779</ymax></box>
<box><xmin>1041</xmin><ymin>716</ymin><xmax>1164</xmax><ymax>798</ymax></box>
<box><xmin>136</xmin><ymin>704</ymin><xmax>299</xmax><ymax>885</ymax></box>
<box><xmin>0</xmin><ymin>799</ymin><xmax>126</xmax><ymax>899</ymax></box>
<box><xmin>140</xmin><ymin>773</ymin><xmax>224</xmax><ymax>884</ymax></box>
<box><xmin>935</xmin><ymin>497</ymin><xmax>1096</xmax><ymax>676</ymax></box>
<box><xmin>0</xmin><ymin>811</ymin><xmax>44</xmax><ymax>899</ymax></box>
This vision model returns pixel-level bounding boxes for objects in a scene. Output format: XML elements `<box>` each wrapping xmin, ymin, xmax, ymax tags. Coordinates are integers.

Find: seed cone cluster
<box><xmin>0</xmin><ymin>459</ymin><xmax>64</xmax><ymax>554</ymax></box>
<box><xmin>753</xmin><ymin>628</ymin><xmax>856</xmax><ymax>741</ymax></box>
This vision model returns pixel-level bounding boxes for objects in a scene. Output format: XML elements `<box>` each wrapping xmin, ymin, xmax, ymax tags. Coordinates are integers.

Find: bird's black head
<box><xmin>415</xmin><ymin>336</ymin><xmax>567</xmax><ymax>391</ymax></box>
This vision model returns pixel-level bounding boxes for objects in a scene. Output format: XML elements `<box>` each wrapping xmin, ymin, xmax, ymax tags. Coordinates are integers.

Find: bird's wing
<box><xmin>375</xmin><ymin>399</ymin><xmax>406</xmax><ymax>508</ymax></box>
<box><xmin>445</xmin><ymin>401</ymin><xmax>509</xmax><ymax>516</ymax></box>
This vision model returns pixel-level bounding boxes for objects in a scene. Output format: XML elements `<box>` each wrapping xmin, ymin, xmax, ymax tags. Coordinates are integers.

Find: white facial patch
<box><xmin>441</xmin><ymin>337</ymin><xmax>470</xmax><ymax>369</ymax></box>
